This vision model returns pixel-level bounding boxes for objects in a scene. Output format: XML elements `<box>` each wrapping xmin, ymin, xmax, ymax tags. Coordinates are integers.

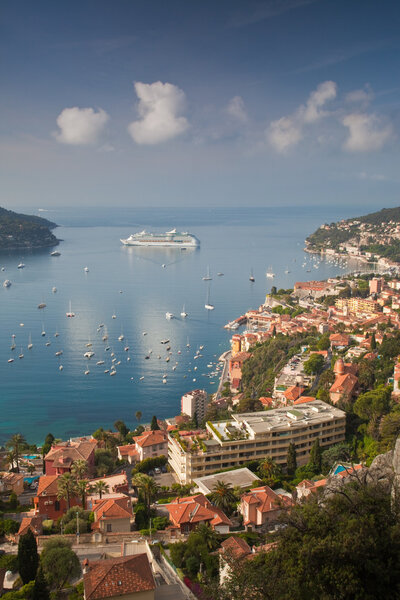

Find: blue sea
<box><xmin>0</xmin><ymin>205</ymin><xmax>371</xmax><ymax>444</ymax></box>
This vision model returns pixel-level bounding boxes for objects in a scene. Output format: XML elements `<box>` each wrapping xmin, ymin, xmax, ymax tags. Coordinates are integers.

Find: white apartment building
<box><xmin>181</xmin><ymin>389</ymin><xmax>208</xmax><ymax>421</ymax></box>
<box><xmin>168</xmin><ymin>400</ymin><xmax>346</xmax><ymax>484</ymax></box>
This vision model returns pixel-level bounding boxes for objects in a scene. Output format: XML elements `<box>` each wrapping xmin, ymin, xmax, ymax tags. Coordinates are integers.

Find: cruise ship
<box><xmin>120</xmin><ymin>229</ymin><xmax>200</xmax><ymax>248</ymax></box>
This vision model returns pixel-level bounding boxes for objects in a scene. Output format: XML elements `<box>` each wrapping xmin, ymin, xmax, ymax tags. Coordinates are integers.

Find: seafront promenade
<box><xmin>216</xmin><ymin>350</ymin><xmax>231</xmax><ymax>398</ymax></box>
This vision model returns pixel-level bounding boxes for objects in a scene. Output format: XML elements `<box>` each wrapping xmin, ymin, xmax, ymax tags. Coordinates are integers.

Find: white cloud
<box><xmin>342</xmin><ymin>113</ymin><xmax>392</xmax><ymax>152</ymax></box>
<box><xmin>268</xmin><ymin>116</ymin><xmax>302</xmax><ymax>153</ymax></box>
<box><xmin>128</xmin><ymin>81</ymin><xmax>189</xmax><ymax>145</ymax></box>
<box><xmin>302</xmin><ymin>81</ymin><xmax>337</xmax><ymax>123</ymax></box>
<box><xmin>226</xmin><ymin>96</ymin><xmax>248</xmax><ymax>122</ymax></box>
<box><xmin>55</xmin><ymin>107</ymin><xmax>109</xmax><ymax>145</ymax></box>
<box><xmin>345</xmin><ymin>88</ymin><xmax>373</xmax><ymax>105</ymax></box>
<box><xmin>268</xmin><ymin>80</ymin><xmax>336</xmax><ymax>152</ymax></box>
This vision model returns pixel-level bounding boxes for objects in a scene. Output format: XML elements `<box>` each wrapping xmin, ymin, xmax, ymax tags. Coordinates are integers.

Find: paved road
<box><xmin>216</xmin><ymin>350</ymin><xmax>231</xmax><ymax>399</ymax></box>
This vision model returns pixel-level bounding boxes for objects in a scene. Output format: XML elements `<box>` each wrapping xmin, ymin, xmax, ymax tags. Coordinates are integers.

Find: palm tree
<box><xmin>57</xmin><ymin>473</ymin><xmax>78</xmax><ymax>510</ymax></box>
<box><xmin>135</xmin><ymin>411</ymin><xmax>142</xmax><ymax>423</ymax></box>
<box><xmin>195</xmin><ymin>523</ymin><xmax>217</xmax><ymax>550</ymax></box>
<box><xmin>7</xmin><ymin>433</ymin><xmax>26</xmax><ymax>473</ymax></box>
<box><xmin>132</xmin><ymin>473</ymin><xmax>159</xmax><ymax>509</ymax></box>
<box><xmin>258</xmin><ymin>456</ymin><xmax>281</xmax><ymax>486</ymax></box>
<box><xmin>93</xmin><ymin>480</ymin><xmax>109</xmax><ymax>499</ymax></box>
<box><xmin>209</xmin><ymin>480</ymin><xmax>236</xmax><ymax>514</ymax></box>
<box><xmin>76</xmin><ymin>479</ymin><xmax>89</xmax><ymax>509</ymax></box>
<box><xmin>71</xmin><ymin>459</ymin><xmax>88</xmax><ymax>480</ymax></box>
<box><xmin>6</xmin><ymin>451</ymin><xmax>15</xmax><ymax>471</ymax></box>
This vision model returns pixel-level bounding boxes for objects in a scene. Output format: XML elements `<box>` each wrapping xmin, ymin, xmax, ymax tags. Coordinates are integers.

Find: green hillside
<box><xmin>0</xmin><ymin>207</ymin><xmax>59</xmax><ymax>250</ymax></box>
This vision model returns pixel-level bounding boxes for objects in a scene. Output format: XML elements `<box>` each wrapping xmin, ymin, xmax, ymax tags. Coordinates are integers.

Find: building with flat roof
<box><xmin>168</xmin><ymin>400</ymin><xmax>346</xmax><ymax>484</ymax></box>
<box><xmin>181</xmin><ymin>389</ymin><xmax>208</xmax><ymax>421</ymax></box>
<box><xmin>193</xmin><ymin>467</ymin><xmax>260</xmax><ymax>495</ymax></box>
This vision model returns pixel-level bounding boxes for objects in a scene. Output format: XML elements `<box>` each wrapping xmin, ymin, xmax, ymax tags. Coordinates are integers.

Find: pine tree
<box><xmin>308</xmin><ymin>438</ymin><xmax>322</xmax><ymax>474</ymax></box>
<box><xmin>33</xmin><ymin>565</ymin><xmax>50</xmax><ymax>600</ymax></box>
<box><xmin>18</xmin><ymin>529</ymin><xmax>39</xmax><ymax>584</ymax></box>
<box><xmin>370</xmin><ymin>332</ymin><xmax>377</xmax><ymax>350</ymax></box>
<box><xmin>286</xmin><ymin>443</ymin><xmax>297</xmax><ymax>477</ymax></box>
<box><xmin>150</xmin><ymin>415</ymin><xmax>160</xmax><ymax>430</ymax></box>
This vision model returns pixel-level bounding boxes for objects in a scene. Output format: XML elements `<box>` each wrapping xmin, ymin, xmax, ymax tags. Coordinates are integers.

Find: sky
<box><xmin>1</xmin><ymin>0</ymin><xmax>400</xmax><ymax>210</ymax></box>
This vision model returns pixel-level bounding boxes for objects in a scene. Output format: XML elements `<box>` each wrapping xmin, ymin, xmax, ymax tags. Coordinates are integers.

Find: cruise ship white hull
<box><xmin>121</xmin><ymin>239</ymin><xmax>198</xmax><ymax>247</ymax></box>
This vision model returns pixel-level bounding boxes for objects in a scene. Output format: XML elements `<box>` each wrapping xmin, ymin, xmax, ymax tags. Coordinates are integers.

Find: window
<box><xmin>55</xmin><ymin>501</ymin><xmax>60</xmax><ymax>511</ymax></box>
<box><xmin>106</xmin><ymin>524</ymin><xmax>112</xmax><ymax>532</ymax></box>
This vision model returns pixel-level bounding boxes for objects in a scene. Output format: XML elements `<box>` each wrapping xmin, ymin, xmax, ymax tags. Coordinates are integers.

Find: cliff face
<box><xmin>0</xmin><ymin>207</ymin><xmax>59</xmax><ymax>250</ymax></box>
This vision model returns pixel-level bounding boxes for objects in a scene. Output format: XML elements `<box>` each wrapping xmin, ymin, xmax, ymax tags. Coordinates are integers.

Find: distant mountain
<box><xmin>306</xmin><ymin>206</ymin><xmax>400</xmax><ymax>264</ymax></box>
<box><xmin>0</xmin><ymin>206</ymin><xmax>59</xmax><ymax>250</ymax></box>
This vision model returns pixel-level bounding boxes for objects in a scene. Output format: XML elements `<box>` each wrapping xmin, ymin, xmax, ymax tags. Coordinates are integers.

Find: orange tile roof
<box><xmin>220</xmin><ymin>536</ymin><xmax>251</xmax><ymax>559</ymax></box>
<box><xmin>117</xmin><ymin>444</ymin><xmax>139</xmax><ymax>457</ymax></box>
<box><xmin>284</xmin><ymin>386</ymin><xmax>304</xmax><ymax>402</ymax></box>
<box><xmin>45</xmin><ymin>440</ymin><xmax>97</xmax><ymax>465</ymax></box>
<box><xmin>241</xmin><ymin>486</ymin><xmax>292</xmax><ymax>524</ymax></box>
<box><xmin>165</xmin><ymin>494</ymin><xmax>232</xmax><ymax>528</ymax></box>
<box><xmin>330</xmin><ymin>373</ymin><xmax>358</xmax><ymax>395</ymax></box>
<box><xmin>17</xmin><ymin>515</ymin><xmax>43</xmax><ymax>537</ymax></box>
<box><xmin>93</xmin><ymin>497</ymin><xmax>132</xmax><ymax>520</ymax></box>
<box><xmin>83</xmin><ymin>555</ymin><xmax>155</xmax><ymax>600</ymax></box>
<box><xmin>36</xmin><ymin>475</ymin><xmax>60</xmax><ymax>497</ymax></box>
<box><xmin>133</xmin><ymin>429</ymin><xmax>167</xmax><ymax>448</ymax></box>
<box><xmin>294</xmin><ymin>396</ymin><xmax>316</xmax><ymax>405</ymax></box>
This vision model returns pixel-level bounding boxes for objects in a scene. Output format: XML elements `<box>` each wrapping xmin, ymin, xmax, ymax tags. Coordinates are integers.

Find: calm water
<box><xmin>0</xmin><ymin>205</ymin><xmax>370</xmax><ymax>444</ymax></box>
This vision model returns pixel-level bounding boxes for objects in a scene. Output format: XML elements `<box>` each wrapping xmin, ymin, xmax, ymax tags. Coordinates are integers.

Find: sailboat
<box><xmin>66</xmin><ymin>301</ymin><xmax>75</xmax><ymax>317</ymax></box>
<box><xmin>249</xmin><ymin>268</ymin><xmax>255</xmax><ymax>283</ymax></box>
<box><xmin>10</xmin><ymin>336</ymin><xmax>16</xmax><ymax>351</ymax></box>
<box><xmin>205</xmin><ymin>286</ymin><xmax>215</xmax><ymax>310</ymax></box>
<box><xmin>27</xmin><ymin>334</ymin><xmax>33</xmax><ymax>350</ymax></box>
<box><xmin>41</xmin><ymin>323</ymin><xmax>46</xmax><ymax>336</ymax></box>
<box><xmin>202</xmin><ymin>266</ymin><xmax>212</xmax><ymax>281</ymax></box>
<box><xmin>180</xmin><ymin>304</ymin><xmax>188</xmax><ymax>318</ymax></box>
<box><xmin>19</xmin><ymin>347</ymin><xmax>24</xmax><ymax>359</ymax></box>
<box><xmin>284</xmin><ymin>266</ymin><xmax>290</xmax><ymax>274</ymax></box>
<box><xmin>266</xmin><ymin>266</ymin><xmax>275</xmax><ymax>278</ymax></box>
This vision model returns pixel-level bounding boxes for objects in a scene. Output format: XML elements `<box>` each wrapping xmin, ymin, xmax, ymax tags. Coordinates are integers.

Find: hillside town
<box><xmin>1</xmin><ymin>272</ymin><xmax>400</xmax><ymax>598</ymax></box>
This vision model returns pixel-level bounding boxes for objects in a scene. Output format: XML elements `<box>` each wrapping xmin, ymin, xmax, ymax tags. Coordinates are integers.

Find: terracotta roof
<box><xmin>230</xmin><ymin>352</ymin><xmax>251</xmax><ymax>363</ymax></box>
<box><xmin>93</xmin><ymin>497</ymin><xmax>132</xmax><ymax>520</ymax></box>
<box><xmin>294</xmin><ymin>396</ymin><xmax>316</xmax><ymax>405</ymax></box>
<box><xmin>83</xmin><ymin>555</ymin><xmax>155</xmax><ymax>600</ymax></box>
<box><xmin>45</xmin><ymin>440</ymin><xmax>96</xmax><ymax>466</ymax></box>
<box><xmin>241</xmin><ymin>486</ymin><xmax>292</xmax><ymax>524</ymax></box>
<box><xmin>220</xmin><ymin>536</ymin><xmax>251</xmax><ymax>559</ymax></box>
<box><xmin>330</xmin><ymin>373</ymin><xmax>358</xmax><ymax>395</ymax></box>
<box><xmin>133</xmin><ymin>430</ymin><xmax>167</xmax><ymax>448</ymax></box>
<box><xmin>18</xmin><ymin>515</ymin><xmax>43</xmax><ymax>537</ymax></box>
<box><xmin>36</xmin><ymin>475</ymin><xmax>60</xmax><ymax>497</ymax></box>
<box><xmin>117</xmin><ymin>444</ymin><xmax>139</xmax><ymax>457</ymax></box>
<box><xmin>165</xmin><ymin>494</ymin><xmax>232</xmax><ymax>528</ymax></box>
<box><xmin>284</xmin><ymin>386</ymin><xmax>304</xmax><ymax>402</ymax></box>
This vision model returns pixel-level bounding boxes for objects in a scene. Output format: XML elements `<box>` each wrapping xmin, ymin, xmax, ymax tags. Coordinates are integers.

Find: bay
<box><xmin>0</xmin><ymin>205</ymin><xmax>371</xmax><ymax>444</ymax></box>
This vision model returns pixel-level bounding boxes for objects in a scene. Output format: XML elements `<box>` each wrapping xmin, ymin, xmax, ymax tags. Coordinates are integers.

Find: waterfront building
<box><xmin>168</xmin><ymin>401</ymin><xmax>346</xmax><ymax>484</ymax></box>
<box><xmin>44</xmin><ymin>438</ymin><xmax>97</xmax><ymax>477</ymax></box>
<box><xmin>181</xmin><ymin>389</ymin><xmax>209</xmax><ymax>422</ymax></box>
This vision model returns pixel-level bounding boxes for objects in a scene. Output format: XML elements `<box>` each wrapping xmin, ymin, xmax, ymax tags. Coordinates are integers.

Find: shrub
<box><xmin>0</xmin><ymin>554</ymin><xmax>19</xmax><ymax>572</ymax></box>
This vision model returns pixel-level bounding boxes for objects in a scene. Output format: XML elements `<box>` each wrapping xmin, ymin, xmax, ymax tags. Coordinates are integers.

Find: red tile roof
<box><xmin>17</xmin><ymin>515</ymin><xmax>43</xmax><ymax>537</ymax></box>
<box><xmin>241</xmin><ymin>486</ymin><xmax>292</xmax><ymax>525</ymax></box>
<box><xmin>165</xmin><ymin>494</ymin><xmax>232</xmax><ymax>528</ymax></box>
<box><xmin>93</xmin><ymin>497</ymin><xmax>132</xmax><ymax>520</ymax></box>
<box><xmin>220</xmin><ymin>536</ymin><xmax>251</xmax><ymax>559</ymax></box>
<box><xmin>45</xmin><ymin>439</ymin><xmax>97</xmax><ymax>466</ymax></box>
<box><xmin>330</xmin><ymin>373</ymin><xmax>358</xmax><ymax>395</ymax></box>
<box><xmin>294</xmin><ymin>396</ymin><xmax>316</xmax><ymax>405</ymax></box>
<box><xmin>133</xmin><ymin>430</ymin><xmax>167</xmax><ymax>448</ymax></box>
<box><xmin>83</xmin><ymin>555</ymin><xmax>155</xmax><ymax>600</ymax></box>
<box><xmin>36</xmin><ymin>475</ymin><xmax>60</xmax><ymax>497</ymax></box>
<box><xmin>284</xmin><ymin>386</ymin><xmax>304</xmax><ymax>402</ymax></box>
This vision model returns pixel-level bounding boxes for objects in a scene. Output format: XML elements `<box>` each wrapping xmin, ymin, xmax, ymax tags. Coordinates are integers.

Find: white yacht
<box><xmin>121</xmin><ymin>229</ymin><xmax>200</xmax><ymax>247</ymax></box>
<box><xmin>166</xmin><ymin>312</ymin><xmax>174</xmax><ymax>320</ymax></box>
<box><xmin>3</xmin><ymin>280</ymin><xmax>11</xmax><ymax>288</ymax></box>
<box><xmin>66</xmin><ymin>301</ymin><xmax>75</xmax><ymax>317</ymax></box>
<box><xmin>205</xmin><ymin>287</ymin><xmax>214</xmax><ymax>310</ymax></box>
<box><xmin>17</xmin><ymin>263</ymin><xmax>25</xmax><ymax>269</ymax></box>
<box><xmin>180</xmin><ymin>305</ymin><xmax>188</xmax><ymax>318</ymax></box>
<box><xmin>266</xmin><ymin>266</ymin><xmax>275</xmax><ymax>278</ymax></box>
<box><xmin>50</xmin><ymin>250</ymin><xmax>61</xmax><ymax>256</ymax></box>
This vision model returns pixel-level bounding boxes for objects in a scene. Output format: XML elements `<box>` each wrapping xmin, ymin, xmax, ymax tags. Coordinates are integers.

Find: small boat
<box><xmin>127</xmin><ymin>356</ymin><xmax>131</xmax><ymax>361</ymax></box>
<box><xmin>86</xmin><ymin>342</ymin><xmax>92</xmax><ymax>347</ymax></box>
<box><xmin>59</xmin><ymin>365</ymin><xmax>63</xmax><ymax>371</ymax></box>
<box><xmin>99</xmin><ymin>323</ymin><xmax>104</xmax><ymax>328</ymax></box>
<box><xmin>84</xmin><ymin>370</ymin><xmax>90</xmax><ymax>375</ymax></box>
<box><xmin>124</xmin><ymin>346</ymin><xmax>129</xmax><ymax>352</ymax></box>
<box><xmin>166</xmin><ymin>312</ymin><xmax>174</xmax><ymax>320</ymax></box>
<box><xmin>139</xmin><ymin>376</ymin><xmax>144</xmax><ymax>381</ymax></box>
<box><xmin>1</xmin><ymin>267</ymin><xmax>5</xmax><ymax>271</ymax></box>
<box><xmin>112</xmin><ymin>314</ymin><xmax>116</xmax><ymax>319</ymax></box>
<box><xmin>8</xmin><ymin>358</ymin><xmax>14</xmax><ymax>363</ymax></box>
<box><xmin>84</xmin><ymin>267</ymin><xmax>89</xmax><ymax>273</ymax></box>
<box><xmin>50</xmin><ymin>250</ymin><xmax>61</xmax><ymax>256</ymax></box>
<box><xmin>41</xmin><ymin>328</ymin><xmax>46</xmax><ymax>337</ymax></box>
<box><xmin>55</xmin><ymin>350</ymin><xmax>63</xmax><ymax>356</ymax></box>
<box><xmin>145</xmin><ymin>355</ymin><xmax>150</xmax><ymax>359</ymax></box>
<box><xmin>266</xmin><ymin>266</ymin><xmax>275</xmax><ymax>278</ymax></box>
<box><xmin>166</xmin><ymin>346</ymin><xmax>171</xmax><ymax>351</ymax></box>
<box><xmin>202</xmin><ymin>266</ymin><xmax>212</xmax><ymax>281</ymax></box>
<box><xmin>284</xmin><ymin>266</ymin><xmax>290</xmax><ymax>274</ymax></box>
<box><xmin>161</xmin><ymin>339</ymin><xmax>170</xmax><ymax>344</ymax></box>
<box><xmin>19</xmin><ymin>323</ymin><xmax>24</xmax><ymax>327</ymax></box>
<box><xmin>162</xmin><ymin>378</ymin><xmax>167</xmax><ymax>384</ymax></box>
<box><xmin>52</xmin><ymin>287</ymin><xmax>57</xmax><ymax>293</ymax></box>
<box><xmin>249</xmin><ymin>268</ymin><xmax>255</xmax><ymax>282</ymax></box>
<box><xmin>104</xmin><ymin>369</ymin><xmax>109</xmax><ymax>374</ymax></box>
<box><xmin>142</xmin><ymin>331</ymin><xmax>147</xmax><ymax>336</ymax></box>
<box><xmin>19</xmin><ymin>348</ymin><xmax>24</xmax><ymax>359</ymax></box>
<box><xmin>45</xmin><ymin>341</ymin><xmax>51</xmax><ymax>346</ymax></box>
<box><xmin>105</xmin><ymin>346</ymin><xmax>110</xmax><ymax>351</ymax></box>
<box><xmin>172</xmin><ymin>365</ymin><xmax>176</xmax><ymax>371</ymax></box>
<box><xmin>96</xmin><ymin>360</ymin><xmax>105</xmax><ymax>365</ymax></box>
<box><xmin>17</xmin><ymin>263</ymin><xmax>25</xmax><ymax>269</ymax></box>
<box><xmin>54</xmin><ymin>331</ymin><xmax>59</xmax><ymax>337</ymax></box>
<box><xmin>166</xmin><ymin>357</ymin><xmax>170</xmax><ymax>362</ymax></box>
<box><xmin>118</xmin><ymin>334</ymin><xmax>124</xmax><ymax>341</ymax></box>
<box><xmin>27</xmin><ymin>334</ymin><xmax>33</xmax><ymax>350</ymax></box>
<box><xmin>180</xmin><ymin>305</ymin><xmax>188</xmax><ymax>318</ymax></box>
<box><xmin>3</xmin><ymin>280</ymin><xmax>11</xmax><ymax>288</ymax></box>
<box><xmin>205</xmin><ymin>286</ymin><xmax>214</xmax><ymax>310</ymax></box>
<box><xmin>217</xmin><ymin>272</ymin><xmax>224</xmax><ymax>276</ymax></box>
<box><xmin>199</xmin><ymin>345</ymin><xmax>204</xmax><ymax>350</ymax></box>
<box><xmin>66</xmin><ymin>301</ymin><xmax>75</xmax><ymax>317</ymax></box>
<box><xmin>110</xmin><ymin>370</ymin><xmax>117</xmax><ymax>376</ymax></box>
<box><xmin>84</xmin><ymin>351</ymin><xmax>95</xmax><ymax>358</ymax></box>
<box><xmin>38</xmin><ymin>303</ymin><xmax>46</xmax><ymax>309</ymax></box>
<box><xmin>162</xmin><ymin>264</ymin><xmax>166</xmax><ymax>268</ymax></box>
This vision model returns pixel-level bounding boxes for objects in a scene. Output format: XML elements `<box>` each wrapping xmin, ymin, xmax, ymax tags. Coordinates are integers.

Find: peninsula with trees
<box><xmin>305</xmin><ymin>205</ymin><xmax>400</xmax><ymax>266</ymax></box>
<box><xmin>0</xmin><ymin>206</ymin><xmax>59</xmax><ymax>250</ymax></box>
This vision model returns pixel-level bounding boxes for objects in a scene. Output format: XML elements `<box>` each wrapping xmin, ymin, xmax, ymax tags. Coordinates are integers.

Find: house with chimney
<box><xmin>92</xmin><ymin>496</ymin><xmax>132</xmax><ymax>534</ymax></box>
<box><xmin>240</xmin><ymin>485</ymin><xmax>292</xmax><ymax>529</ymax></box>
<box><xmin>44</xmin><ymin>438</ymin><xmax>97</xmax><ymax>476</ymax></box>
<box><xmin>163</xmin><ymin>494</ymin><xmax>232</xmax><ymax>534</ymax></box>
